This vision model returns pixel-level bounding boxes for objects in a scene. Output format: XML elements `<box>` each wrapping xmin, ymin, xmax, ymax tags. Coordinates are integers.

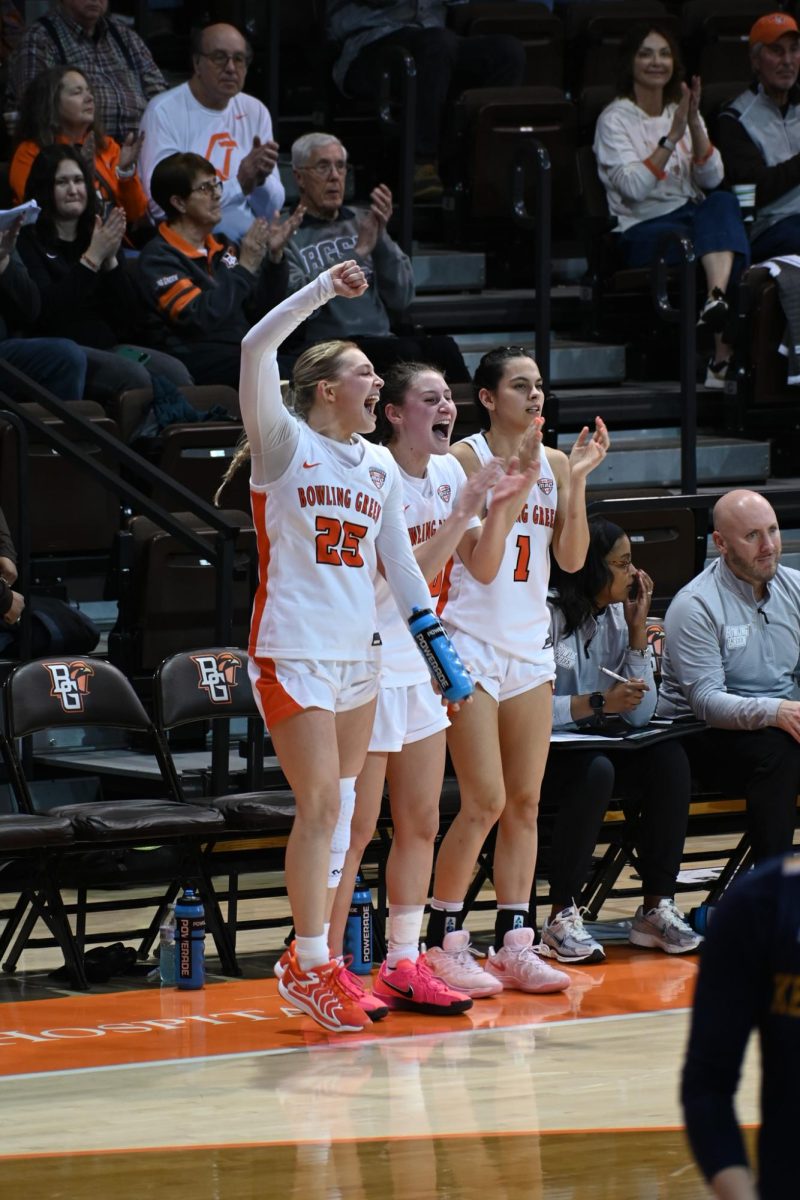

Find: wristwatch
<box><xmin>589</xmin><ymin>692</ymin><xmax>606</xmax><ymax>722</ymax></box>
<box><xmin>658</xmin><ymin>135</ymin><xmax>676</xmax><ymax>153</ymax></box>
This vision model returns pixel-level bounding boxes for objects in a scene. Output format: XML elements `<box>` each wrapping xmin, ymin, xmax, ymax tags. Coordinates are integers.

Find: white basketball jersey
<box><xmin>249</xmin><ymin>425</ymin><xmax>396</xmax><ymax>661</ymax></box>
<box><xmin>375</xmin><ymin>454</ymin><xmax>476</xmax><ymax>686</ymax></box>
<box><xmin>438</xmin><ymin>432</ymin><xmax>558</xmax><ymax>660</ymax></box>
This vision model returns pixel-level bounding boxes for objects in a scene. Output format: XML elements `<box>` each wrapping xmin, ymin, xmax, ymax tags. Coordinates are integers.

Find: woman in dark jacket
<box><xmin>19</xmin><ymin>144</ymin><xmax>191</xmax><ymax>402</ymax></box>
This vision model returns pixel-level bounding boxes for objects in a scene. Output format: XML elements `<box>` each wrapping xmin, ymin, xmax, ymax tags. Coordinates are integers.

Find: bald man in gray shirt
<box><xmin>657</xmin><ymin>489</ymin><xmax>800</xmax><ymax>861</ymax></box>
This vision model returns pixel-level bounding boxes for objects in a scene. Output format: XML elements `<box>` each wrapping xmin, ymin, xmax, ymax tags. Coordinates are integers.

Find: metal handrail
<box><xmin>510</xmin><ymin>138</ymin><xmax>556</xmax><ymax>444</ymax></box>
<box><xmin>652</xmin><ymin>231</ymin><xmax>698</xmax><ymax>495</ymax></box>
<box><xmin>375</xmin><ymin>45</ymin><xmax>417</xmax><ymax>256</ymax></box>
<box><xmin>0</xmin><ymin>361</ymin><xmax>241</xmax><ymax>650</ymax></box>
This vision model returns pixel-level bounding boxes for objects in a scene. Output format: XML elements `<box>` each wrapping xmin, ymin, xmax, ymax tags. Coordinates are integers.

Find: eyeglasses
<box><xmin>198</xmin><ymin>50</ymin><xmax>252</xmax><ymax>69</ymax></box>
<box><xmin>607</xmin><ymin>557</ymin><xmax>633</xmax><ymax>570</ymax></box>
<box><xmin>190</xmin><ymin>178</ymin><xmax>224</xmax><ymax>197</ymax></box>
<box><xmin>299</xmin><ymin>159</ymin><xmax>348</xmax><ymax>178</ymax></box>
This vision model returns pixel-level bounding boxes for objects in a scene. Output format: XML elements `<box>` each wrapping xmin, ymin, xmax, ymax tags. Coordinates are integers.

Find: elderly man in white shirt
<box><xmin>139</xmin><ymin>22</ymin><xmax>284</xmax><ymax>242</ymax></box>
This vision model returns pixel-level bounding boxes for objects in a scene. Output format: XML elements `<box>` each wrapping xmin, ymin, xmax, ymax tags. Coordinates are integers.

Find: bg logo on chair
<box><xmin>44</xmin><ymin>661</ymin><xmax>95</xmax><ymax>712</ymax></box>
<box><xmin>191</xmin><ymin>652</ymin><xmax>242</xmax><ymax>704</ymax></box>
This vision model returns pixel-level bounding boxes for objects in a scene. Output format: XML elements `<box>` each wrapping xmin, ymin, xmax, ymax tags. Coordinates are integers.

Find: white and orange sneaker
<box><xmin>277</xmin><ymin>953</ymin><xmax>371</xmax><ymax>1033</ymax></box>
<box><xmin>485</xmin><ymin>928</ymin><xmax>570</xmax><ymax>993</ymax></box>
<box><xmin>275</xmin><ymin>945</ymin><xmax>388</xmax><ymax>1021</ymax></box>
<box><xmin>423</xmin><ymin>929</ymin><xmax>503</xmax><ymax>998</ymax></box>
<box><xmin>373</xmin><ymin>954</ymin><xmax>473</xmax><ymax>1014</ymax></box>
<box><xmin>273</xmin><ymin>943</ymin><xmax>292</xmax><ymax>980</ymax></box>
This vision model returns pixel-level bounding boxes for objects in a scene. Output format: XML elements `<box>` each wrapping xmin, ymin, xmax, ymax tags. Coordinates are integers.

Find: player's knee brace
<box><xmin>327</xmin><ymin>776</ymin><xmax>356</xmax><ymax>888</ymax></box>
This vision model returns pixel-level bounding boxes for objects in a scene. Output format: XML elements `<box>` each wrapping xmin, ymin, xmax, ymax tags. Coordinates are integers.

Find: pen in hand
<box><xmin>600</xmin><ymin>666</ymin><xmax>631</xmax><ymax>684</ymax></box>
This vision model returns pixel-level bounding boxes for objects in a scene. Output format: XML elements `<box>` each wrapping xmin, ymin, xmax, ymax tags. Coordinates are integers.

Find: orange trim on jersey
<box><xmin>436</xmin><ymin>556</ymin><xmax>455</xmax><ymax>615</ymax></box>
<box><xmin>643</xmin><ymin>156</ymin><xmax>666</xmax><ymax>180</ymax></box>
<box><xmin>248</xmin><ymin>487</ymin><xmax>271</xmax><ymax>658</ymax></box>
<box><xmin>250</xmin><ymin>653</ymin><xmax>304</xmax><ymax>728</ymax></box>
<box><xmin>158</xmin><ymin>223</ymin><xmax>225</xmax><ymax>263</ymax></box>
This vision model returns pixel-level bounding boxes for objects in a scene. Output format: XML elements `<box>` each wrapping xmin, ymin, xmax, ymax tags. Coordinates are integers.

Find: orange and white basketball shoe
<box><xmin>278</xmin><ymin>953</ymin><xmax>371</xmax><ymax>1033</ymax></box>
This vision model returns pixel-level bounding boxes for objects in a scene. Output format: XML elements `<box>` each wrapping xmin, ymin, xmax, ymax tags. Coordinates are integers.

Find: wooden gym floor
<box><xmin>0</xmin><ymin>854</ymin><xmax>760</xmax><ymax>1199</ymax></box>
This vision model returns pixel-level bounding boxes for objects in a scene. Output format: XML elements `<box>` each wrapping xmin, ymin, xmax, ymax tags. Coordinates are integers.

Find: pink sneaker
<box><xmin>373</xmin><ymin>955</ymin><xmax>473</xmax><ymax>1014</ymax></box>
<box><xmin>485</xmin><ymin>928</ymin><xmax>570</xmax><ymax>993</ymax></box>
<box><xmin>423</xmin><ymin>929</ymin><xmax>503</xmax><ymax>998</ymax></box>
<box><xmin>337</xmin><ymin>964</ymin><xmax>389</xmax><ymax>1022</ymax></box>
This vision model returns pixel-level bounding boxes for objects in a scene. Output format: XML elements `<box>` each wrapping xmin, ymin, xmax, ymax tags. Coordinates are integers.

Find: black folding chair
<box><xmin>1</xmin><ymin>656</ymin><xmax>239</xmax><ymax>979</ymax></box>
<box><xmin>153</xmin><ymin>647</ymin><xmax>297</xmax><ymax>954</ymax></box>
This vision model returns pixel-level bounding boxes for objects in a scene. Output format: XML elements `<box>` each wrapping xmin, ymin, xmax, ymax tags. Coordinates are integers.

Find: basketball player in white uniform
<box><xmin>319</xmin><ymin>362</ymin><xmax>541</xmax><ymax>1016</ymax></box>
<box><xmin>424</xmin><ymin>347</ymin><xmax>610</xmax><ymax>997</ymax></box>
<box><xmin>239</xmin><ymin>261</ymin><xmax>458</xmax><ymax>1033</ymax></box>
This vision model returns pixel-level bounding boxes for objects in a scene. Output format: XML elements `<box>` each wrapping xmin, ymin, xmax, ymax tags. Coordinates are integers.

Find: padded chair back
<box><xmin>0</xmin><ymin>403</ymin><xmax>121</xmax><ymax>555</ymax></box>
<box><xmin>589</xmin><ymin>504</ymin><xmax>706</xmax><ymax>615</ymax></box>
<box><xmin>155</xmin><ymin>647</ymin><xmax>257</xmax><ymax>730</ymax></box>
<box><xmin>448</xmin><ymin>5</ymin><xmax>564</xmax><ymax>88</ymax></box>
<box><xmin>117</xmin><ymin>511</ymin><xmax>256</xmax><ymax>674</ymax></box>
<box><xmin>5</xmin><ymin>656</ymin><xmax>151</xmax><ymax>740</ymax></box>
<box><xmin>455</xmin><ymin>87</ymin><xmax>577</xmax><ymax>226</ymax></box>
<box><xmin>109</xmin><ymin>384</ymin><xmax>240</xmax><ymax>444</ymax></box>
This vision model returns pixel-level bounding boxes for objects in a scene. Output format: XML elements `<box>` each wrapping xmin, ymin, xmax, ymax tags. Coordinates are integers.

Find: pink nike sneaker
<box><xmin>373</xmin><ymin>955</ymin><xmax>473</xmax><ymax>1014</ymax></box>
<box><xmin>485</xmin><ymin>928</ymin><xmax>570</xmax><ymax>993</ymax></box>
<box><xmin>337</xmin><ymin>964</ymin><xmax>389</xmax><ymax>1022</ymax></box>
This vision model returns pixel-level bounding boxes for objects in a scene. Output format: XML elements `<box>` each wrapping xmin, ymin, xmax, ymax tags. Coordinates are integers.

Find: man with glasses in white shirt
<box><xmin>139</xmin><ymin>22</ymin><xmax>284</xmax><ymax>243</ymax></box>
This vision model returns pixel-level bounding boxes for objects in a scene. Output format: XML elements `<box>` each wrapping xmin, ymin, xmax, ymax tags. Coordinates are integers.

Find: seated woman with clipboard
<box><xmin>536</xmin><ymin>516</ymin><xmax>701</xmax><ymax>965</ymax></box>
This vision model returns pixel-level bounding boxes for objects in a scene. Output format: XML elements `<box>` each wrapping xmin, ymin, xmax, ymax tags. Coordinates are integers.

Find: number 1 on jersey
<box><xmin>513</xmin><ymin>534</ymin><xmax>531</xmax><ymax>582</ymax></box>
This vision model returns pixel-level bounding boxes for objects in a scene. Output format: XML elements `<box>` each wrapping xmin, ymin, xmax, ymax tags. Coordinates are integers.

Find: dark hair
<box><xmin>471</xmin><ymin>345</ymin><xmax>536</xmax><ymax>431</ymax></box>
<box><xmin>16</xmin><ymin>65</ymin><xmax>107</xmax><ymax>152</ymax></box>
<box><xmin>151</xmin><ymin>151</ymin><xmax>216</xmax><ymax>219</ymax></box>
<box><xmin>24</xmin><ymin>143</ymin><xmax>97</xmax><ymax>252</ymax></box>
<box><xmin>616</xmin><ymin>24</ymin><xmax>684</xmax><ymax>107</ymax></box>
<box><xmin>376</xmin><ymin>360</ymin><xmax>443</xmax><ymax>443</ymax></box>
<box><xmin>550</xmin><ymin>517</ymin><xmax>627</xmax><ymax>635</ymax></box>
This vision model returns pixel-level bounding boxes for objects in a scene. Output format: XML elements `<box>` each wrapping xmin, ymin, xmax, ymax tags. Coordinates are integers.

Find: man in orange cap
<box><xmin>717</xmin><ymin>12</ymin><xmax>800</xmax><ymax>260</ymax></box>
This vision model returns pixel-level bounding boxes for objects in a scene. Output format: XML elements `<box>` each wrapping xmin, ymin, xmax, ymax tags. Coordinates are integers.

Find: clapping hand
<box><xmin>119</xmin><ymin>130</ymin><xmax>145</xmax><ymax>171</ymax></box>
<box><xmin>355</xmin><ymin>183</ymin><xmax>393</xmax><ymax>257</ymax></box>
<box><xmin>265</xmin><ymin>204</ymin><xmax>306</xmax><ymax>261</ymax></box>
<box><xmin>87</xmin><ymin>207</ymin><xmax>126</xmax><ymax>267</ymax></box>
<box><xmin>568</xmin><ymin>416</ymin><xmax>609</xmax><ymax>480</ymax></box>
<box><xmin>238</xmin><ymin>136</ymin><xmax>279</xmax><ymax>195</ymax></box>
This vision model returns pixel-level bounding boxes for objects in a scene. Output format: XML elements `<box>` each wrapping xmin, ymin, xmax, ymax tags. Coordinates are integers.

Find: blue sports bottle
<box><xmin>343</xmin><ymin>874</ymin><xmax>373</xmax><ymax>975</ymax></box>
<box><xmin>408</xmin><ymin>607</ymin><xmax>474</xmax><ymax>703</ymax></box>
<box><xmin>174</xmin><ymin>887</ymin><xmax>206</xmax><ymax>990</ymax></box>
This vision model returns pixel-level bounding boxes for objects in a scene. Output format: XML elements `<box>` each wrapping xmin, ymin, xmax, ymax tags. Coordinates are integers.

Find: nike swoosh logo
<box><xmin>303</xmin><ymin>461</ymin><xmax>321</xmax><ymax>469</ymax></box>
<box><xmin>382</xmin><ymin>979</ymin><xmax>413</xmax><ymax>998</ymax></box>
<box><xmin>46</xmin><ymin>252</ymin><xmax>59</xmax><ymax>259</ymax></box>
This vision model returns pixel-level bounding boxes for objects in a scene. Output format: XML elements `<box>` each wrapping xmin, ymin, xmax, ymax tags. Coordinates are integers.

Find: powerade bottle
<box><xmin>343</xmin><ymin>874</ymin><xmax>373</xmax><ymax>975</ymax></box>
<box><xmin>158</xmin><ymin>904</ymin><xmax>177</xmax><ymax>987</ymax></box>
<box><xmin>175</xmin><ymin>887</ymin><xmax>205</xmax><ymax>990</ymax></box>
<box><xmin>408</xmin><ymin>607</ymin><xmax>474</xmax><ymax>703</ymax></box>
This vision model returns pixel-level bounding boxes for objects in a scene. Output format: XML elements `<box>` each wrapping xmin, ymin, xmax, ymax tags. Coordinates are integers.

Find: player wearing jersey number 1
<box><xmin>424</xmin><ymin>347</ymin><xmax>610</xmax><ymax>998</ymax></box>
